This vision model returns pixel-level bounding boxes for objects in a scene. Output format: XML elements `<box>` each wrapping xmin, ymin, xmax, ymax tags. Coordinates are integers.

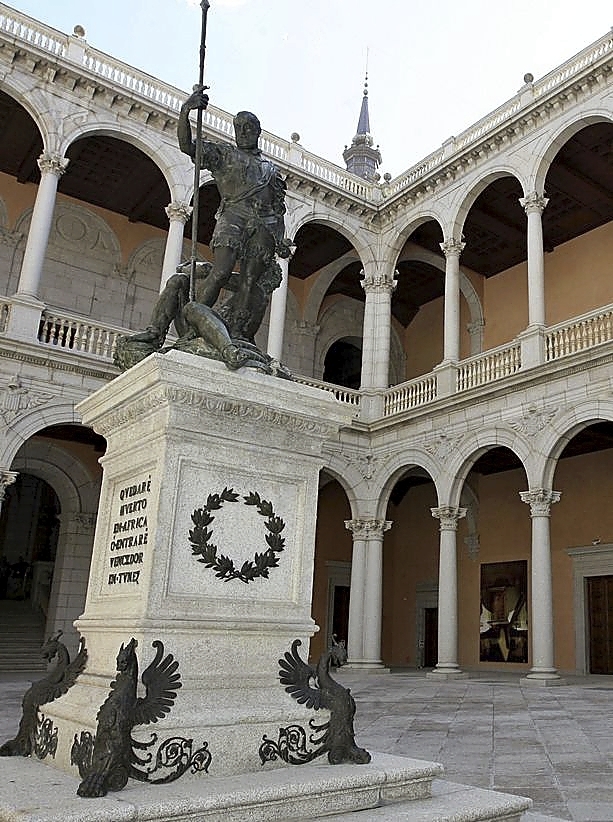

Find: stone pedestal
<box><xmin>44</xmin><ymin>351</ymin><xmax>354</xmax><ymax>778</ymax></box>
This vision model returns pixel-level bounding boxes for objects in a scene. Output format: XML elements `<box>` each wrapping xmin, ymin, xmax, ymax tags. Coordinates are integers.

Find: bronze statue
<box><xmin>114</xmin><ymin>89</ymin><xmax>291</xmax><ymax>377</ymax></box>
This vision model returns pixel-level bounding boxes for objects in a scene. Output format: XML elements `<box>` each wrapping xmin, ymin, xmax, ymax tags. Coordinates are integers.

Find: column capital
<box><xmin>345</xmin><ymin>519</ymin><xmax>392</xmax><ymax>540</ymax></box>
<box><xmin>440</xmin><ymin>237</ymin><xmax>465</xmax><ymax>258</ymax></box>
<box><xmin>360</xmin><ymin>268</ymin><xmax>397</xmax><ymax>295</ymax></box>
<box><xmin>165</xmin><ymin>201</ymin><xmax>193</xmax><ymax>223</ymax></box>
<box><xmin>431</xmin><ymin>506</ymin><xmax>467</xmax><ymax>530</ymax></box>
<box><xmin>0</xmin><ymin>469</ymin><xmax>18</xmax><ymax>505</ymax></box>
<box><xmin>520</xmin><ymin>191</ymin><xmax>549</xmax><ymax>215</ymax></box>
<box><xmin>37</xmin><ymin>152</ymin><xmax>69</xmax><ymax>177</ymax></box>
<box><xmin>520</xmin><ymin>489</ymin><xmax>561</xmax><ymax>516</ymax></box>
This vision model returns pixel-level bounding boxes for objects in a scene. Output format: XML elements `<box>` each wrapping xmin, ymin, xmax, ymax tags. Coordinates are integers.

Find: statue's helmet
<box><xmin>233</xmin><ymin>111</ymin><xmax>261</xmax><ymax>133</ymax></box>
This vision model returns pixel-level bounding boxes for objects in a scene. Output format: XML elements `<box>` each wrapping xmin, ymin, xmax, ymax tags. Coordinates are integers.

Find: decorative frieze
<box><xmin>424</xmin><ymin>433</ymin><xmax>463</xmax><ymax>462</ymax></box>
<box><xmin>93</xmin><ymin>385</ymin><xmax>337</xmax><ymax>439</ymax></box>
<box><xmin>508</xmin><ymin>405</ymin><xmax>557</xmax><ymax>437</ymax></box>
<box><xmin>0</xmin><ymin>376</ymin><xmax>53</xmax><ymax>425</ymax></box>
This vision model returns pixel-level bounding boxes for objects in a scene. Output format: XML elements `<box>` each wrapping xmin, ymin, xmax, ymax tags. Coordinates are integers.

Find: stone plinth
<box><xmin>43</xmin><ymin>351</ymin><xmax>354</xmax><ymax>777</ymax></box>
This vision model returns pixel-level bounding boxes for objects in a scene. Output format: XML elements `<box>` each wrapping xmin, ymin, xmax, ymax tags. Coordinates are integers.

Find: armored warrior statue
<box><xmin>115</xmin><ymin>91</ymin><xmax>291</xmax><ymax>376</ymax></box>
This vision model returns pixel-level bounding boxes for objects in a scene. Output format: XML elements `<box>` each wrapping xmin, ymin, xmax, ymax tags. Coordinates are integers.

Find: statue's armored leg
<box><xmin>129</xmin><ymin>274</ymin><xmax>189</xmax><ymax>344</ymax></box>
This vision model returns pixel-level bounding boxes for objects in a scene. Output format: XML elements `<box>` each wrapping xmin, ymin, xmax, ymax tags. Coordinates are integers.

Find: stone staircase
<box><xmin>0</xmin><ymin>599</ymin><xmax>47</xmax><ymax>672</ymax></box>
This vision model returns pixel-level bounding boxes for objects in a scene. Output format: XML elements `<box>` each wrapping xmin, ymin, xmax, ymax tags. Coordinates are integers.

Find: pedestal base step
<box><xmin>0</xmin><ymin>755</ymin><xmax>533</xmax><ymax>822</ymax></box>
<box><xmin>296</xmin><ymin>780</ymin><xmax>533</xmax><ymax>821</ymax></box>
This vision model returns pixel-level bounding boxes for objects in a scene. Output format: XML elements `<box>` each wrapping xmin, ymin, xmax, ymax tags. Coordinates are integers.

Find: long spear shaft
<box><xmin>190</xmin><ymin>0</ymin><xmax>211</xmax><ymax>301</ymax></box>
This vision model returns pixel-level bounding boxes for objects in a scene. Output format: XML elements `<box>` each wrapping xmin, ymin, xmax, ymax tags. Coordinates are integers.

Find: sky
<box><xmin>7</xmin><ymin>0</ymin><xmax>613</xmax><ymax>177</ymax></box>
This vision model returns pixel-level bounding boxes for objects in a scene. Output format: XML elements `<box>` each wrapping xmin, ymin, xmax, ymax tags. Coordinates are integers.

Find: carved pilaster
<box><xmin>440</xmin><ymin>238</ymin><xmax>465</xmax><ymax>259</ymax></box>
<box><xmin>345</xmin><ymin>519</ymin><xmax>392</xmax><ymax>540</ymax></box>
<box><xmin>519</xmin><ymin>489</ymin><xmax>561</xmax><ymax>517</ymax></box>
<box><xmin>431</xmin><ymin>506</ymin><xmax>467</xmax><ymax>530</ymax></box>
<box><xmin>360</xmin><ymin>268</ymin><xmax>397</xmax><ymax>295</ymax></box>
<box><xmin>165</xmin><ymin>202</ymin><xmax>193</xmax><ymax>224</ymax></box>
<box><xmin>37</xmin><ymin>152</ymin><xmax>69</xmax><ymax>178</ymax></box>
<box><xmin>0</xmin><ymin>470</ymin><xmax>18</xmax><ymax>507</ymax></box>
<box><xmin>520</xmin><ymin>191</ymin><xmax>549</xmax><ymax>215</ymax></box>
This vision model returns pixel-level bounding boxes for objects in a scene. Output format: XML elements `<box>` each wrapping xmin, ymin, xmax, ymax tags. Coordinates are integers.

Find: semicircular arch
<box><xmin>533</xmin><ymin>109</ymin><xmax>613</xmax><ymax>195</ymax></box>
<box><xmin>538</xmin><ymin>399</ymin><xmax>613</xmax><ymax>489</ymax></box>
<box><xmin>59</xmin><ymin>122</ymin><xmax>185</xmax><ymax>197</ymax></box>
<box><xmin>450</xmin><ymin>166</ymin><xmax>526</xmax><ymax>238</ymax></box>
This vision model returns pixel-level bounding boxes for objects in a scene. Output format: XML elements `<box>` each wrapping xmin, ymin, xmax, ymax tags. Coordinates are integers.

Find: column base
<box><xmin>520</xmin><ymin>669</ymin><xmax>566</xmax><ymax>687</ymax></box>
<box><xmin>344</xmin><ymin>659</ymin><xmax>388</xmax><ymax>672</ymax></box>
<box><xmin>5</xmin><ymin>293</ymin><xmax>45</xmax><ymax>343</ymax></box>
<box><xmin>426</xmin><ymin>666</ymin><xmax>467</xmax><ymax>680</ymax></box>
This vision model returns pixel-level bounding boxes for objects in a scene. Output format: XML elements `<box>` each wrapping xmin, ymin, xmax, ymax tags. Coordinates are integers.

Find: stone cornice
<box><xmin>0</xmin><ymin>342</ymin><xmax>116</xmax><ymax>383</ymax></box>
<box><xmin>90</xmin><ymin>384</ymin><xmax>338</xmax><ymax>441</ymax></box>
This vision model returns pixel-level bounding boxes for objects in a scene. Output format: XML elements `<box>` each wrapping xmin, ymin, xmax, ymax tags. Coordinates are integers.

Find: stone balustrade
<box><xmin>456</xmin><ymin>342</ymin><xmax>522</xmax><ymax>392</ymax></box>
<box><xmin>546</xmin><ymin>305</ymin><xmax>613</xmax><ymax>360</ymax></box>
<box><xmin>384</xmin><ymin>374</ymin><xmax>437</xmax><ymax>416</ymax></box>
<box><xmin>37</xmin><ymin>308</ymin><xmax>124</xmax><ymax>360</ymax></box>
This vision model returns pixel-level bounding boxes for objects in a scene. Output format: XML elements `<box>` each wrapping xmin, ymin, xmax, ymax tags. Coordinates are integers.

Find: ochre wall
<box><xmin>383</xmin><ymin>481</ymin><xmax>439</xmax><ymax>665</ymax></box>
<box><xmin>311</xmin><ymin>479</ymin><xmax>352</xmax><ymax>662</ymax></box>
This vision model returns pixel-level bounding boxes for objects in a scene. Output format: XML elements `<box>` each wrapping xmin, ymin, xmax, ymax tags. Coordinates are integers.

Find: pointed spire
<box><xmin>356</xmin><ymin>74</ymin><xmax>371</xmax><ymax>136</ymax></box>
<box><xmin>343</xmin><ymin>70</ymin><xmax>382</xmax><ymax>182</ymax></box>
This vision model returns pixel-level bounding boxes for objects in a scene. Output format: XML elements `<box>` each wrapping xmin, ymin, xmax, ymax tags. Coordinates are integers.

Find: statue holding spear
<box><xmin>115</xmin><ymin>0</ymin><xmax>292</xmax><ymax>375</ymax></box>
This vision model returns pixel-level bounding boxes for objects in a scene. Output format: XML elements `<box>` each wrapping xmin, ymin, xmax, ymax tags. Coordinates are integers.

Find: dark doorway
<box><xmin>323</xmin><ymin>339</ymin><xmax>362</xmax><ymax>389</ymax></box>
<box><xmin>587</xmin><ymin>575</ymin><xmax>613</xmax><ymax>674</ymax></box>
<box><xmin>424</xmin><ymin>606</ymin><xmax>438</xmax><ymax>668</ymax></box>
<box><xmin>331</xmin><ymin>584</ymin><xmax>350</xmax><ymax>646</ymax></box>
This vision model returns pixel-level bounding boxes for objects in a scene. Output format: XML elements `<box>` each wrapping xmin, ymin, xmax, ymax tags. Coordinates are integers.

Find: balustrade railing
<box><xmin>37</xmin><ymin>310</ymin><xmax>124</xmax><ymax>360</ymax></box>
<box><xmin>456</xmin><ymin>343</ymin><xmax>522</xmax><ymax>392</ymax></box>
<box><xmin>384</xmin><ymin>375</ymin><xmax>437</xmax><ymax>416</ymax></box>
<box><xmin>292</xmin><ymin>375</ymin><xmax>361</xmax><ymax>407</ymax></box>
<box><xmin>546</xmin><ymin>306</ymin><xmax>613</xmax><ymax>361</ymax></box>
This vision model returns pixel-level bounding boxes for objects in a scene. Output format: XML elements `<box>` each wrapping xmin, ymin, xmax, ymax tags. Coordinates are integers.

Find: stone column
<box><xmin>0</xmin><ymin>470</ymin><xmax>18</xmax><ymax>515</ymax></box>
<box><xmin>440</xmin><ymin>238</ymin><xmax>465</xmax><ymax>363</ymax></box>
<box><xmin>520</xmin><ymin>192</ymin><xmax>549</xmax><ymax>328</ymax></box>
<box><xmin>267</xmin><ymin>252</ymin><xmax>293</xmax><ymax>362</ymax></box>
<box><xmin>294</xmin><ymin>320</ymin><xmax>320</xmax><ymax>377</ymax></box>
<box><xmin>344</xmin><ymin>518</ymin><xmax>392</xmax><ymax>668</ymax></box>
<box><xmin>16</xmin><ymin>153</ymin><xmax>69</xmax><ymax>298</ymax></box>
<box><xmin>520</xmin><ymin>488</ymin><xmax>562</xmax><ymax>684</ymax></box>
<box><xmin>46</xmin><ymin>511</ymin><xmax>97</xmax><ymax>655</ymax></box>
<box><xmin>360</xmin><ymin>267</ymin><xmax>397</xmax><ymax>389</ymax></box>
<box><xmin>359</xmin><ymin>267</ymin><xmax>396</xmax><ymax>420</ymax></box>
<box><xmin>161</xmin><ymin>202</ymin><xmax>192</xmax><ymax>289</ymax></box>
<box><xmin>427</xmin><ymin>505</ymin><xmax>466</xmax><ymax>679</ymax></box>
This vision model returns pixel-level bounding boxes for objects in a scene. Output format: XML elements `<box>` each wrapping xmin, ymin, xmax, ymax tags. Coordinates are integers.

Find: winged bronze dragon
<box><xmin>0</xmin><ymin>630</ymin><xmax>87</xmax><ymax>758</ymax></box>
<box><xmin>261</xmin><ymin>637</ymin><xmax>371</xmax><ymax>765</ymax></box>
<box><xmin>74</xmin><ymin>637</ymin><xmax>187</xmax><ymax>797</ymax></box>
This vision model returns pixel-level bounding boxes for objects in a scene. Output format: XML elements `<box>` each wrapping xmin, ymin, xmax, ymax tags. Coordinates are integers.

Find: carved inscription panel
<box><xmin>107</xmin><ymin>475</ymin><xmax>152</xmax><ymax>587</ymax></box>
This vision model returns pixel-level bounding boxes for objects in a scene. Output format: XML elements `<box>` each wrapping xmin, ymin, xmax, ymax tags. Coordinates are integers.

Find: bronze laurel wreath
<box><xmin>189</xmin><ymin>488</ymin><xmax>286</xmax><ymax>583</ymax></box>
